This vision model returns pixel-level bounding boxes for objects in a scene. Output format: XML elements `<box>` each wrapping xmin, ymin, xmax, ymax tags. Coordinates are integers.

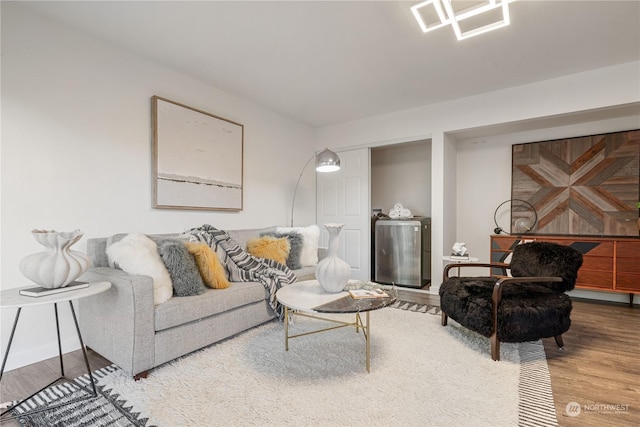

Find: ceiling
<box><xmin>15</xmin><ymin>1</ymin><xmax>640</xmax><ymax>127</ymax></box>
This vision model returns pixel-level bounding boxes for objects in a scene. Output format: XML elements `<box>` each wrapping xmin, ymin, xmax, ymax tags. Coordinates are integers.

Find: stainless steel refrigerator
<box><xmin>374</xmin><ymin>218</ymin><xmax>431</xmax><ymax>288</ymax></box>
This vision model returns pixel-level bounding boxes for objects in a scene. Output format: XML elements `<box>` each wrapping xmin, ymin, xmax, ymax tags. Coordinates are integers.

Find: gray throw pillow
<box><xmin>157</xmin><ymin>240</ymin><xmax>206</xmax><ymax>297</ymax></box>
<box><xmin>261</xmin><ymin>231</ymin><xmax>303</xmax><ymax>270</ymax></box>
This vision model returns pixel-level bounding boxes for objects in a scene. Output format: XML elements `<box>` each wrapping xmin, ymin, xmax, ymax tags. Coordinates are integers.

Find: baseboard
<box><xmin>568</xmin><ymin>289</ymin><xmax>638</xmax><ymax>306</ymax></box>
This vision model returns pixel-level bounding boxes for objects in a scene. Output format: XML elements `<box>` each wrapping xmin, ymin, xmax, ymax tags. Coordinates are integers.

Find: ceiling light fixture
<box><xmin>411</xmin><ymin>0</ymin><xmax>512</xmax><ymax>41</ymax></box>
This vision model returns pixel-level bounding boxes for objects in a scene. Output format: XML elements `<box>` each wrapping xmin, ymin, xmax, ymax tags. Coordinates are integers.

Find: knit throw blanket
<box><xmin>181</xmin><ymin>224</ymin><xmax>297</xmax><ymax>319</ymax></box>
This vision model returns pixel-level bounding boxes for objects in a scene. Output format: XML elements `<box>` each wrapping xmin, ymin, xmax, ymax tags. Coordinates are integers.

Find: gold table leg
<box><xmin>365</xmin><ymin>311</ymin><xmax>370</xmax><ymax>373</ymax></box>
<box><xmin>284</xmin><ymin>306</ymin><xmax>289</xmax><ymax>351</ymax></box>
<box><xmin>283</xmin><ymin>307</ymin><xmax>373</xmax><ymax>373</ymax></box>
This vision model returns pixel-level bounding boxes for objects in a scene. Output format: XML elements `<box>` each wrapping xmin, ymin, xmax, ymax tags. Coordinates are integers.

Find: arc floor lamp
<box><xmin>290</xmin><ymin>148</ymin><xmax>341</xmax><ymax>227</ymax></box>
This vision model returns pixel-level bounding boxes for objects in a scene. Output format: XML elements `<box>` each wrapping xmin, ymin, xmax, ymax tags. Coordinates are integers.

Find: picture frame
<box><xmin>152</xmin><ymin>96</ymin><xmax>244</xmax><ymax>211</ymax></box>
<box><xmin>511</xmin><ymin>129</ymin><xmax>639</xmax><ymax>236</ymax></box>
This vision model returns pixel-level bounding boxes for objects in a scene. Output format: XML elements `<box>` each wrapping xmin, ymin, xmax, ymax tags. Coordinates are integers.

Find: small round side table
<box><xmin>442</xmin><ymin>256</ymin><xmax>480</xmax><ymax>277</ymax></box>
<box><xmin>0</xmin><ymin>281</ymin><xmax>111</xmax><ymax>420</ymax></box>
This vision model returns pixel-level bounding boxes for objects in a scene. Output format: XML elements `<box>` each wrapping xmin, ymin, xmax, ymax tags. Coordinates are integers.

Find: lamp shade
<box><xmin>315</xmin><ymin>148</ymin><xmax>341</xmax><ymax>172</ymax></box>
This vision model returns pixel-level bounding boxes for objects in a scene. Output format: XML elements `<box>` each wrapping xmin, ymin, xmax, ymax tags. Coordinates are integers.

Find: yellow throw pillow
<box><xmin>184</xmin><ymin>242</ymin><xmax>230</xmax><ymax>289</ymax></box>
<box><xmin>246</xmin><ymin>236</ymin><xmax>290</xmax><ymax>265</ymax></box>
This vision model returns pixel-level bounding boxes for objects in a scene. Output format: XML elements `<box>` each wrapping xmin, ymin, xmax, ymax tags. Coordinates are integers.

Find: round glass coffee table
<box><xmin>276</xmin><ymin>279</ymin><xmax>397</xmax><ymax>373</ymax></box>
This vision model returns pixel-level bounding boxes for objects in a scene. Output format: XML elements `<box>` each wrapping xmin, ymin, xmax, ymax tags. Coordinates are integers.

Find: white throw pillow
<box><xmin>276</xmin><ymin>225</ymin><xmax>320</xmax><ymax>267</ymax></box>
<box><xmin>106</xmin><ymin>233</ymin><xmax>173</xmax><ymax>305</ymax></box>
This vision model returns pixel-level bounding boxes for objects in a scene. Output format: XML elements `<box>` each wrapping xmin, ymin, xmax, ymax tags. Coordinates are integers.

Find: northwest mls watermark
<box><xmin>565</xmin><ymin>401</ymin><xmax>631</xmax><ymax>417</ymax></box>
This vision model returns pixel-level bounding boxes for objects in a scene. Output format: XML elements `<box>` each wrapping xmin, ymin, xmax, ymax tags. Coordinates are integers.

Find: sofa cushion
<box><xmin>154</xmin><ymin>281</ymin><xmax>268</xmax><ymax>332</ymax></box>
<box><xmin>106</xmin><ymin>233</ymin><xmax>179</xmax><ymax>268</ymax></box>
<box><xmin>261</xmin><ymin>231</ymin><xmax>303</xmax><ymax>270</ymax></box>
<box><xmin>106</xmin><ymin>233</ymin><xmax>128</xmax><ymax>268</ymax></box>
<box><xmin>106</xmin><ymin>233</ymin><xmax>173</xmax><ymax>305</ymax></box>
<box><xmin>157</xmin><ymin>240</ymin><xmax>206</xmax><ymax>297</ymax></box>
<box><xmin>246</xmin><ymin>235</ymin><xmax>290</xmax><ymax>265</ymax></box>
<box><xmin>226</xmin><ymin>227</ymin><xmax>277</xmax><ymax>249</ymax></box>
<box><xmin>276</xmin><ymin>225</ymin><xmax>320</xmax><ymax>266</ymax></box>
<box><xmin>184</xmin><ymin>242</ymin><xmax>230</xmax><ymax>289</ymax></box>
<box><xmin>293</xmin><ymin>265</ymin><xmax>317</xmax><ymax>281</ymax></box>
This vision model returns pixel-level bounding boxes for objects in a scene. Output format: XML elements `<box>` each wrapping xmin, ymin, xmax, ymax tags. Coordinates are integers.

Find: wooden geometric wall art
<box><xmin>512</xmin><ymin>129</ymin><xmax>640</xmax><ymax>236</ymax></box>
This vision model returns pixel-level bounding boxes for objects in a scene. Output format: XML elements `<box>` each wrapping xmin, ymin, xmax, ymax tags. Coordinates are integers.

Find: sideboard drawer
<box><xmin>617</xmin><ymin>241</ymin><xmax>640</xmax><ymax>258</ymax></box>
<box><xmin>576</xmin><ymin>270</ymin><xmax>614</xmax><ymax>289</ymax></box>
<box><xmin>618</xmin><ymin>257</ymin><xmax>640</xmax><ymax>275</ymax></box>
<box><xmin>580</xmin><ymin>256</ymin><xmax>613</xmax><ymax>272</ymax></box>
<box><xmin>616</xmin><ymin>274</ymin><xmax>640</xmax><ymax>292</ymax></box>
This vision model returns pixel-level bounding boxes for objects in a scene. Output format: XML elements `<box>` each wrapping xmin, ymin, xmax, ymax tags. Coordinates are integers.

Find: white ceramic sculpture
<box><xmin>315</xmin><ymin>223</ymin><xmax>351</xmax><ymax>293</ymax></box>
<box><xmin>19</xmin><ymin>229</ymin><xmax>90</xmax><ymax>288</ymax></box>
<box><xmin>452</xmin><ymin>242</ymin><xmax>468</xmax><ymax>256</ymax></box>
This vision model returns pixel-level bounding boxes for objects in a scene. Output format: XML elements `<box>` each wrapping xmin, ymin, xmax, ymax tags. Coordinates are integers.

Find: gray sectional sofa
<box><xmin>77</xmin><ymin>226</ymin><xmax>318</xmax><ymax>378</ymax></box>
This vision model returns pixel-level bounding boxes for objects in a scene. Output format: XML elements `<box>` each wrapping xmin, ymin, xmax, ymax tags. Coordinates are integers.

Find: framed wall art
<box><xmin>152</xmin><ymin>96</ymin><xmax>244</xmax><ymax>210</ymax></box>
<box><xmin>511</xmin><ymin>129</ymin><xmax>639</xmax><ymax>236</ymax></box>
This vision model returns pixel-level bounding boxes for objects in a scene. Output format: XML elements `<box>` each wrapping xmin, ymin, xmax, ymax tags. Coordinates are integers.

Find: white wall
<box><xmin>316</xmin><ymin>62</ymin><xmax>640</xmax><ymax>149</ymax></box>
<box><xmin>316</xmin><ymin>61</ymin><xmax>640</xmax><ymax>296</ymax></box>
<box><xmin>1</xmin><ymin>4</ymin><xmax>316</xmax><ymax>370</ymax></box>
<box><xmin>371</xmin><ymin>141</ymin><xmax>432</xmax><ymax>217</ymax></box>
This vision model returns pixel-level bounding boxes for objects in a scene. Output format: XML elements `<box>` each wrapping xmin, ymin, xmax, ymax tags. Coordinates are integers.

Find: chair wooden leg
<box><xmin>490</xmin><ymin>333</ymin><xmax>500</xmax><ymax>361</ymax></box>
<box><xmin>441</xmin><ymin>312</ymin><xmax>448</xmax><ymax>326</ymax></box>
<box><xmin>554</xmin><ymin>335</ymin><xmax>564</xmax><ymax>348</ymax></box>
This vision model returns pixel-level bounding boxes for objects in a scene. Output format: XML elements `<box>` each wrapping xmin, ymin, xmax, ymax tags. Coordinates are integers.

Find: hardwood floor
<box><xmin>0</xmin><ymin>348</ymin><xmax>112</xmax><ymax>426</ymax></box>
<box><xmin>542</xmin><ymin>298</ymin><xmax>639</xmax><ymax>427</ymax></box>
<box><xmin>1</xmin><ymin>291</ymin><xmax>637</xmax><ymax>426</ymax></box>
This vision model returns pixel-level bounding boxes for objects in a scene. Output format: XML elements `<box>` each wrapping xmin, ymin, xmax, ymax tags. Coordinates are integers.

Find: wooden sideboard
<box><xmin>490</xmin><ymin>234</ymin><xmax>640</xmax><ymax>306</ymax></box>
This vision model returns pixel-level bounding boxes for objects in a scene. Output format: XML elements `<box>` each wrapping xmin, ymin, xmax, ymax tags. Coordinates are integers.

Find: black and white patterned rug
<box><xmin>8</xmin><ymin>366</ymin><xmax>149</xmax><ymax>427</ymax></box>
<box><xmin>7</xmin><ymin>301</ymin><xmax>557</xmax><ymax>427</ymax></box>
<box><xmin>389</xmin><ymin>300</ymin><xmax>441</xmax><ymax>315</ymax></box>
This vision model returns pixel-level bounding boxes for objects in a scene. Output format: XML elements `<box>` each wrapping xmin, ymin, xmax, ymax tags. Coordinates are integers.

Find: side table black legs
<box><xmin>0</xmin><ymin>301</ymin><xmax>98</xmax><ymax>420</ymax></box>
<box><xmin>0</xmin><ymin>307</ymin><xmax>22</xmax><ymax>383</ymax></box>
<box><xmin>69</xmin><ymin>300</ymin><xmax>97</xmax><ymax>395</ymax></box>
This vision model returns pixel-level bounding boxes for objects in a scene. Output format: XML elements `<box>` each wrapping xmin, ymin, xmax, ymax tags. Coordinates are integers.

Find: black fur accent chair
<box><xmin>439</xmin><ymin>242</ymin><xmax>583</xmax><ymax>361</ymax></box>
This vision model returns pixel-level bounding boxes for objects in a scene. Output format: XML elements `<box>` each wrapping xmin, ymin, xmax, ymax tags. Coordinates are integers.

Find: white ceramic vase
<box><xmin>315</xmin><ymin>223</ymin><xmax>351</xmax><ymax>293</ymax></box>
<box><xmin>19</xmin><ymin>229</ymin><xmax>90</xmax><ymax>289</ymax></box>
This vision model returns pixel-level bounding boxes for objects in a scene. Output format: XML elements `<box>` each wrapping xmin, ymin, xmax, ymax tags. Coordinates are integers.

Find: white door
<box><xmin>316</xmin><ymin>148</ymin><xmax>370</xmax><ymax>280</ymax></box>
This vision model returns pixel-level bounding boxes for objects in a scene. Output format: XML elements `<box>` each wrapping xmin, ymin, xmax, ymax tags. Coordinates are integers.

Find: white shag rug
<box><xmin>95</xmin><ymin>307</ymin><xmax>556</xmax><ymax>427</ymax></box>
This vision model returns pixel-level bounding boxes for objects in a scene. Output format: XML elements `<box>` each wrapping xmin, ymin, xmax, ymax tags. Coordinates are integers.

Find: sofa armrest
<box><xmin>77</xmin><ymin>267</ymin><xmax>156</xmax><ymax>377</ymax></box>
